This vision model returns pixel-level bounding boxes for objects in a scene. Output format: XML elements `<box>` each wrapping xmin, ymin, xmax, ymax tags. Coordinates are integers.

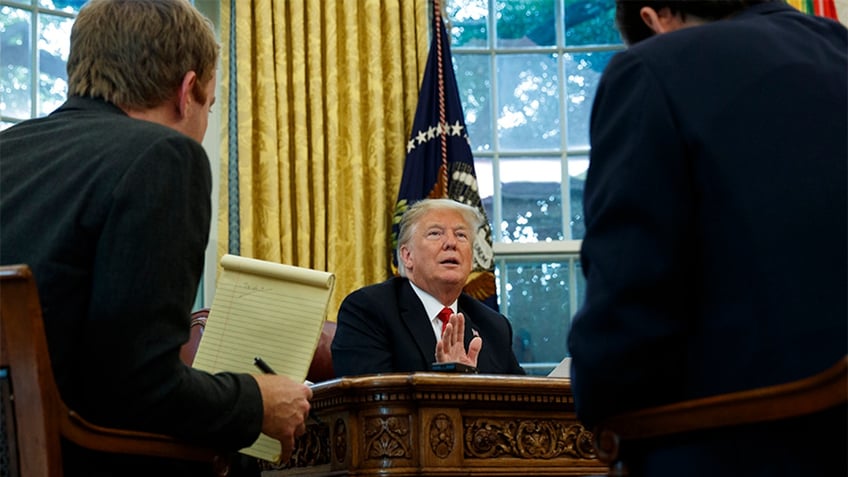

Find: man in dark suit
<box><xmin>0</xmin><ymin>1</ymin><xmax>310</xmax><ymax>475</ymax></box>
<box><xmin>332</xmin><ymin>199</ymin><xmax>524</xmax><ymax>376</ymax></box>
<box><xmin>568</xmin><ymin>1</ymin><xmax>847</xmax><ymax>475</ymax></box>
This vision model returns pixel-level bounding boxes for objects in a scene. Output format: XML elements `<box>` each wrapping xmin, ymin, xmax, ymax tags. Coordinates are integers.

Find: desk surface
<box><xmin>261</xmin><ymin>373</ymin><xmax>605</xmax><ymax>476</ymax></box>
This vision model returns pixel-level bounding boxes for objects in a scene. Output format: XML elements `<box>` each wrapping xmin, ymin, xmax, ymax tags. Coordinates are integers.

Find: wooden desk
<box><xmin>260</xmin><ymin>373</ymin><xmax>605</xmax><ymax>476</ymax></box>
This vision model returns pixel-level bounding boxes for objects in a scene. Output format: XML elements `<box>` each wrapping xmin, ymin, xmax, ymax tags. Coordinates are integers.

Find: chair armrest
<box><xmin>180</xmin><ymin>309</ymin><xmax>210</xmax><ymax>366</ymax></box>
<box><xmin>594</xmin><ymin>355</ymin><xmax>848</xmax><ymax>464</ymax></box>
<box><xmin>60</xmin><ymin>405</ymin><xmax>230</xmax><ymax>476</ymax></box>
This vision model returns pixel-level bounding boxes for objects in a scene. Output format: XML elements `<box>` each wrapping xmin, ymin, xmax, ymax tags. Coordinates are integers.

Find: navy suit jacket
<box><xmin>332</xmin><ymin>276</ymin><xmax>524</xmax><ymax>376</ymax></box>
<box><xmin>568</xmin><ymin>3</ymin><xmax>846</xmax><ymax>475</ymax></box>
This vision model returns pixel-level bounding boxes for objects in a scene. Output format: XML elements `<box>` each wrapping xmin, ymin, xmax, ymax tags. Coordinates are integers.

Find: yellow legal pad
<box><xmin>192</xmin><ymin>254</ymin><xmax>335</xmax><ymax>463</ymax></box>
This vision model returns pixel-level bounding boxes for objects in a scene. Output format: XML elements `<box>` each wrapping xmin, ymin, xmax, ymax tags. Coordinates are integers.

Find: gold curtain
<box><xmin>218</xmin><ymin>0</ymin><xmax>430</xmax><ymax>315</ymax></box>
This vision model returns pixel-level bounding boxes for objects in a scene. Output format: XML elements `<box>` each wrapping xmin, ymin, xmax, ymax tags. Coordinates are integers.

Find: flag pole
<box><xmin>433</xmin><ymin>0</ymin><xmax>448</xmax><ymax>197</ymax></box>
<box><xmin>392</xmin><ymin>0</ymin><xmax>499</xmax><ymax>308</ymax></box>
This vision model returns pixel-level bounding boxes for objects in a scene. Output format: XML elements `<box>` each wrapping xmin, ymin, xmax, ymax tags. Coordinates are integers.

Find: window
<box><xmin>447</xmin><ymin>0</ymin><xmax>624</xmax><ymax>374</ymax></box>
<box><xmin>0</xmin><ymin>0</ymin><xmax>85</xmax><ymax>129</ymax></box>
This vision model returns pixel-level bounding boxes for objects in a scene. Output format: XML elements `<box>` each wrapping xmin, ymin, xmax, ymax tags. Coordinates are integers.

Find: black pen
<box><xmin>254</xmin><ymin>356</ymin><xmax>276</xmax><ymax>375</ymax></box>
<box><xmin>253</xmin><ymin>356</ymin><xmax>322</xmax><ymax>425</ymax></box>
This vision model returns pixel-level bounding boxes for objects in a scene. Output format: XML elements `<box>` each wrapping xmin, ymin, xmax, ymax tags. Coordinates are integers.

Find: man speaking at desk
<box><xmin>332</xmin><ymin>199</ymin><xmax>524</xmax><ymax>376</ymax></box>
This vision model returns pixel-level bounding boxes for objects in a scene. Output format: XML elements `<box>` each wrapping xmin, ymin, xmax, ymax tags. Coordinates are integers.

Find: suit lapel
<box><xmin>457</xmin><ymin>297</ymin><xmax>482</xmax><ymax>345</ymax></box>
<box><xmin>458</xmin><ymin>296</ymin><xmax>495</xmax><ymax>370</ymax></box>
<box><xmin>398</xmin><ymin>280</ymin><xmax>439</xmax><ymax>367</ymax></box>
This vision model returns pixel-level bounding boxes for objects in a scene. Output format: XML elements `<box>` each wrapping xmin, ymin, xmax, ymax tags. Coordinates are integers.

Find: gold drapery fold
<box><xmin>219</xmin><ymin>0</ymin><xmax>430</xmax><ymax>315</ymax></box>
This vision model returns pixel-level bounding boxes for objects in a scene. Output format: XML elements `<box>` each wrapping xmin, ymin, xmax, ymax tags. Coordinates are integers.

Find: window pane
<box><xmin>448</xmin><ymin>0</ymin><xmax>489</xmax><ymax>47</ymax></box>
<box><xmin>1</xmin><ymin>7</ymin><xmax>33</xmax><ymax>120</ymax></box>
<box><xmin>496</xmin><ymin>53</ymin><xmax>559</xmax><ymax>150</ymax></box>
<box><xmin>568</xmin><ymin>153</ymin><xmax>588</xmax><ymax>240</ymax></box>
<box><xmin>475</xmin><ymin>156</ymin><xmax>495</xmax><ymax>211</ymax></box>
<box><xmin>489</xmin><ymin>155</ymin><xmax>585</xmax><ymax>241</ymax></box>
<box><xmin>499</xmin><ymin>157</ymin><xmax>563</xmax><ymax>242</ymax></box>
<box><xmin>496</xmin><ymin>0</ymin><xmax>557</xmax><ymax>48</ymax></box>
<box><xmin>564</xmin><ymin>50</ymin><xmax>616</xmax><ymax>149</ymax></box>
<box><xmin>37</xmin><ymin>13</ymin><xmax>73</xmax><ymax>116</ymax></box>
<box><xmin>500</xmin><ymin>258</ymin><xmax>583</xmax><ymax>375</ymax></box>
<box><xmin>455</xmin><ymin>53</ymin><xmax>493</xmax><ymax>151</ymax></box>
<box><xmin>39</xmin><ymin>0</ymin><xmax>87</xmax><ymax>14</ymax></box>
<box><xmin>564</xmin><ymin>0</ymin><xmax>619</xmax><ymax>46</ymax></box>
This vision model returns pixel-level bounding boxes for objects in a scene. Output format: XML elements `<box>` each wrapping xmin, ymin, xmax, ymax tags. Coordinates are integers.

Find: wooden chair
<box><xmin>180</xmin><ymin>307</ymin><xmax>210</xmax><ymax>366</ymax></box>
<box><xmin>592</xmin><ymin>355</ymin><xmax>848</xmax><ymax>476</ymax></box>
<box><xmin>0</xmin><ymin>264</ymin><xmax>229</xmax><ymax>477</ymax></box>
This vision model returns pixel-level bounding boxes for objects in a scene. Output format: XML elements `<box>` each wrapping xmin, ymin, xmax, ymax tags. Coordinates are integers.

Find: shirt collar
<box><xmin>408</xmin><ymin>281</ymin><xmax>457</xmax><ymax>319</ymax></box>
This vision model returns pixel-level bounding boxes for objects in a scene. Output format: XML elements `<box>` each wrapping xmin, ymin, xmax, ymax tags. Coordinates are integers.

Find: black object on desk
<box><xmin>431</xmin><ymin>362</ymin><xmax>478</xmax><ymax>374</ymax></box>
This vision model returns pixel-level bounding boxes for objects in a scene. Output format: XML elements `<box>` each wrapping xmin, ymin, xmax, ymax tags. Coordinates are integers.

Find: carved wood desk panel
<box><xmin>261</xmin><ymin>373</ymin><xmax>605</xmax><ymax>476</ymax></box>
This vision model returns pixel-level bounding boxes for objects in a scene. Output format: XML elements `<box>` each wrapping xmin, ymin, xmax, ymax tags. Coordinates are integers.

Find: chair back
<box><xmin>0</xmin><ymin>264</ymin><xmax>63</xmax><ymax>477</ymax></box>
<box><xmin>307</xmin><ymin>320</ymin><xmax>337</xmax><ymax>383</ymax></box>
<box><xmin>181</xmin><ymin>309</ymin><xmax>336</xmax><ymax>383</ymax></box>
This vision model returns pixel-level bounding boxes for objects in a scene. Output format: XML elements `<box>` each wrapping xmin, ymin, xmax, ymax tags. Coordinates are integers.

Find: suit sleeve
<box><xmin>461</xmin><ymin>297</ymin><xmax>525</xmax><ymax>375</ymax></box>
<box><xmin>567</xmin><ymin>51</ymin><xmax>694</xmax><ymax>427</ymax></box>
<box><xmin>332</xmin><ymin>289</ymin><xmax>396</xmax><ymax>376</ymax></box>
<box><xmin>500</xmin><ymin>316</ymin><xmax>526</xmax><ymax>375</ymax></box>
<box><xmin>483</xmin><ymin>308</ymin><xmax>525</xmax><ymax>375</ymax></box>
<box><xmin>76</xmin><ymin>135</ymin><xmax>262</xmax><ymax>449</ymax></box>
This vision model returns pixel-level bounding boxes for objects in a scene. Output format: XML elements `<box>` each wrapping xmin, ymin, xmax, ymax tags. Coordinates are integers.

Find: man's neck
<box><xmin>124</xmin><ymin>103</ymin><xmax>180</xmax><ymax>130</ymax></box>
<box><xmin>408</xmin><ymin>280</ymin><xmax>460</xmax><ymax>309</ymax></box>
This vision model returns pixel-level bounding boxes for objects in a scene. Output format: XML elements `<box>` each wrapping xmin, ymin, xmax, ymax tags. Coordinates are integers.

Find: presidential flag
<box><xmin>787</xmin><ymin>0</ymin><xmax>839</xmax><ymax>19</ymax></box>
<box><xmin>391</xmin><ymin>5</ymin><xmax>498</xmax><ymax>310</ymax></box>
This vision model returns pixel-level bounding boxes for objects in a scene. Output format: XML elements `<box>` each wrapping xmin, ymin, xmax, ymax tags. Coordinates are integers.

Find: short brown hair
<box><xmin>67</xmin><ymin>0</ymin><xmax>219</xmax><ymax>109</ymax></box>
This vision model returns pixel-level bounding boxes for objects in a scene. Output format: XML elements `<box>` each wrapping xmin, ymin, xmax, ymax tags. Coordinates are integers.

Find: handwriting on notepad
<box><xmin>236</xmin><ymin>282</ymin><xmax>271</xmax><ymax>298</ymax></box>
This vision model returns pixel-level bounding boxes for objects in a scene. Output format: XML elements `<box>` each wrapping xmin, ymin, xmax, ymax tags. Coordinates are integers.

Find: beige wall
<box><xmin>195</xmin><ymin>1</ymin><xmax>223</xmax><ymax>307</ymax></box>
<box><xmin>837</xmin><ymin>0</ymin><xmax>848</xmax><ymax>25</ymax></box>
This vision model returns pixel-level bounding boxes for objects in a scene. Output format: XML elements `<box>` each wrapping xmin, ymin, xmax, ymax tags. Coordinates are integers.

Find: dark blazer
<box><xmin>568</xmin><ymin>3</ymin><xmax>847</xmax><ymax>476</ymax></box>
<box><xmin>0</xmin><ymin>97</ymin><xmax>262</xmax><ymax>475</ymax></box>
<box><xmin>332</xmin><ymin>276</ymin><xmax>524</xmax><ymax>376</ymax></box>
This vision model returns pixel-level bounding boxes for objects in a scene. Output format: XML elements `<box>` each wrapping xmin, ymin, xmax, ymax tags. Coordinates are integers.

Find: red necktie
<box><xmin>437</xmin><ymin>307</ymin><xmax>452</xmax><ymax>334</ymax></box>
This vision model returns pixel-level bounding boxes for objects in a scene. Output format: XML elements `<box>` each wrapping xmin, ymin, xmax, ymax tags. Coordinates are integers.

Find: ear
<box><xmin>177</xmin><ymin>71</ymin><xmax>199</xmax><ymax>118</ymax></box>
<box><xmin>639</xmin><ymin>6</ymin><xmax>682</xmax><ymax>35</ymax></box>
<box><xmin>400</xmin><ymin>245</ymin><xmax>414</xmax><ymax>271</ymax></box>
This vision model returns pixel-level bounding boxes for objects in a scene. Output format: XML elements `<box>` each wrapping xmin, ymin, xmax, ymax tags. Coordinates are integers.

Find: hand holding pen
<box><xmin>250</xmin><ymin>356</ymin><xmax>313</xmax><ymax>461</ymax></box>
<box><xmin>254</xmin><ymin>357</ymin><xmax>321</xmax><ymax>424</ymax></box>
